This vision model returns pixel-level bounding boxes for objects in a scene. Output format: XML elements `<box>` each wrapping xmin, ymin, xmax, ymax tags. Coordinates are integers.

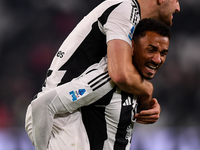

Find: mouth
<box><xmin>145</xmin><ymin>64</ymin><xmax>158</xmax><ymax>73</ymax></box>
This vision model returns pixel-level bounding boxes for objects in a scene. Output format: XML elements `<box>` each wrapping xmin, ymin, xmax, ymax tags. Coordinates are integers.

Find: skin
<box><xmin>108</xmin><ymin>0</ymin><xmax>179</xmax><ymax>124</ymax></box>
<box><xmin>107</xmin><ymin>40</ymin><xmax>153</xmax><ymax>97</ymax></box>
<box><xmin>132</xmin><ymin>31</ymin><xmax>170</xmax><ymax>124</ymax></box>
<box><xmin>132</xmin><ymin>31</ymin><xmax>169</xmax><ymax>80</ymax></box>
<box><xmin>158</xmin><ymin>0</ymin><xmax>180</xmax><ymax>26</ymax></box>
<box><xmin>135</xmin><ymin>98</ymin><xmax>160</xmax><ymax>124</ymax></box>
<box><xmin>138</xmin><ymin>0</ymin><xmax>180</xmax><ymax>26</ymax></box>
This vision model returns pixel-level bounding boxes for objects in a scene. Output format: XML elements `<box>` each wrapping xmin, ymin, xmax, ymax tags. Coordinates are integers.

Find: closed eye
<box><xmin>147</xmin><ymin>45</ymin><xmax>157</xmax><ymax>53</ymax></box>
<box><xmin>161</xmin><ymin>50</ymin><xmax>168</xmax><ymax>56</ymax></box>
<box><xmin>148</xmin><ymin>49</ymin><xmax>155</xmax><ymax>53</ymax></box>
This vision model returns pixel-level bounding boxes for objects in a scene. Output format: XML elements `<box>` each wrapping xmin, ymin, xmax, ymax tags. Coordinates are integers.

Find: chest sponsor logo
<box><xmin>69</xmin><ymin>89</ymin><xmax>86</xmax><ymax>101</ymax></box>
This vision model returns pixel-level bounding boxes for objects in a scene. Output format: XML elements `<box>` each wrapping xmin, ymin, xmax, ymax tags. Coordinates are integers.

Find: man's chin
<box><xmin>160</xmin><ymin>17</ymin><xmax>172</xmax><ymax>26</ymax></box>
<box><xmin>143</xmin><ymin>75</ymin><xmax>154</xmax><ymax>80</ymax></box>
<box><xmin>140</xmin><ymin>71</ymin><xmax>154</xmax><ymax>80</ymax></box>
<box><xmin>170</xmin><ymin>21</ymin><xmax>173</xmax><ymax>26</ymax></box>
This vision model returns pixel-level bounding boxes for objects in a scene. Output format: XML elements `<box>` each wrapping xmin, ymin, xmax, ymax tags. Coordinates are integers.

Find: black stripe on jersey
<box><xmin>42</xmin><ymin>70</ymin><xmax>53</xmax><ymax>87</ymax></box>
<box><xmin>93</xmin><ymin>77</ymin><xmax>111</xmax><ymax>91</ymax></box>
<box><xmin>134</xmin><ymin>0</ymin><xmax>141</xmax><ymax>18</ymax></box>
<box><xmin>81</xmin><ymin>87</ymin><xmax>117</xmax><ymax>150</ymax></box>
<box><xmin>90</xmin><ymin>74</ymin><xmax>109</xmax><ymax>88</ymax></box>
<box><xmin>88</xmin><ymin>71</ymin><xmax>111</xmax><ymax>91</ymax></box>
<box><xmin>33</xmin><ymin>70</ymin><xmax>53</xmax><ymax>99</ymax></box>
<box><xmin>130</xmin><ymin>0</ymin><xmax>141</xmax><ymax>25</ymax></box>
<box><xmin>57</xmin><ymin>21</ymin><xmax>107</xmax><ymax>85</ymax></box>
<box><xmin>85</xmin><ymin>69</ymin><xmax>98</xmax><ymax>74</ymax></box>
<box><xmin>114</xmin><ymin>91</ymin><xmax>133</xmax><ymax>150</ymax></box>
<box><xmin>98</xmin><ymin>2</ymin><xmax>122</xmax><ymax>26</ymax></box>
<box><xmin>56</xmin><ymin>2</ymin><xmax>124</xmax><ymax>86</ymax></box>
<box><xmin>88</xmin><ymin>71</ymin><xmax>108</xmax><ymax>85</ymax></box>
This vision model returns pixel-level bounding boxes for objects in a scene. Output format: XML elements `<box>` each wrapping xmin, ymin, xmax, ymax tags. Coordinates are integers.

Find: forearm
<box><xmin>112</xmin><ymin>69</ymin><xmax>153</xmax><ymax>97</ymax></box>
<box><xmin>107</xmin><ymin>39</ymin><xmax>153</xmax><ymax>97</ymax></box>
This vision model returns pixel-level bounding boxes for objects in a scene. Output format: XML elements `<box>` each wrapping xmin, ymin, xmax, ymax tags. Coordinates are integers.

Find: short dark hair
<box><xmin>133</xmin><ymin>18</ymin><xmax>171</xmax><ymax>41</ymax></box>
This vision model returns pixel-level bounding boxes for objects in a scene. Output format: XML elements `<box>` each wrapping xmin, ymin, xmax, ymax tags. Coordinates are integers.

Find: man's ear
<box><xmin>131</xmin><ymin>40</ymin><xmax>136</xmax><ymax>56</ymax></box>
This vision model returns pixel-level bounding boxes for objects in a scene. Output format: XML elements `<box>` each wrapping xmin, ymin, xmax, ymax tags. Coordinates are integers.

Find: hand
<box><xmin>134</xmin><ymin>98</ymin><xmax>160</xmax><ymax>124</ymax></box>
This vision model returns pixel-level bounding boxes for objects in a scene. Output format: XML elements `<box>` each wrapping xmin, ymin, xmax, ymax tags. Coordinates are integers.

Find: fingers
<box><xmin>135</xmin><ymin>113</ymin><xmax>159</xmax><ymax>121</ymax></box>
<box><xmin>148</xmin><ymin>98</ymin><xmax>158</xmax><ymax>108</ymax></box>
<box><xmin>135</xmin><ymin>113</ymin><xmax>159</xmax><ymax>119</ymax></box>
<box><xmin>134</xmin><ymin>98</ymin><xmax>161</xmax><ymax>124</ymax></box>
<box><xmin>134</xmin><ymin>114</ymin><xmax>159</xmax><ymax>124</ymax></box>
<box><xmin>136</xmin><ymin>120</ymin><xmax>156</xmax><ymax>124</ymax></box>
<box><xmin>138</xmin><ymin>109</ymin><xmax>160</xmax><ymax>116</ymax></box>
<box><xmin>134</xmin><ymin>104</ymin><xmax>160</xmax><ymax>124</ymax></box>
<box><xmin>134</xmin><ymin>113</ymin><xmax>159</xmax><ymax>121</ymax></box>
<box><xmin>149</xmin><ymin>97</ymin><xmax>158</xmax><ymax>104</ymax></box>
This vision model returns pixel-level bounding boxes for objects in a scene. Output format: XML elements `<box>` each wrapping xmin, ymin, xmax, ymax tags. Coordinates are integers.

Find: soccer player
<box><xmin>81</xmin><ymin>18</ymin><xmax>171</xmax><ymax>149</ymax></box>
<box><xmin>25</xmin><ymin>0</ymin><xmax>180</xmax><ymax>149</ymax></box>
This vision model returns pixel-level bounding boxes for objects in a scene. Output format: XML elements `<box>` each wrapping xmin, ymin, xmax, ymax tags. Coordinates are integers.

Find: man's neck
<box><xmin>137</xmin><ymin>0</ymin><xmax>159</xmax><ymax>20</ymax></box>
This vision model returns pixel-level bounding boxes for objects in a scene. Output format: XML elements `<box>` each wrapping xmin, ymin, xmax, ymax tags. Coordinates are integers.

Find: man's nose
<box><xmin>152</xmin><ymin>53</ymin><xmax>161</xmax><ymax>64</ymax></box>
<box><xmin>176</xmin><ymin>1</ymin><xmax>180</xmax><ymax>12</ymax></box>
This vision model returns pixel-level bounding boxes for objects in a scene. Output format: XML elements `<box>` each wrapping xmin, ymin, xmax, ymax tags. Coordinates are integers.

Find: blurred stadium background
<box><xmin>0</xmin><ymin>0</ymin><xmax>199</xmax><ymax>149</ymax></box>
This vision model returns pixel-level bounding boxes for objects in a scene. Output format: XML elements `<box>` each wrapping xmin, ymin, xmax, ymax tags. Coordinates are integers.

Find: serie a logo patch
<box><xmin>69</xmin><ymin>89</ymin><xmax>86</xmax><ymax>101</ymax></box>
<box><xmin>128</xmin><ymin>26</ymin><xmax>135</xmax><ymax>40</ymax></box>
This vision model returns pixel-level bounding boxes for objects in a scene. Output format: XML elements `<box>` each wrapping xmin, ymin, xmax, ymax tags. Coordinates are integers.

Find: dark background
<box><xmin>0</xmin><ymin>0</ymin><xmax>199</xmax><ymax>149</ymax></box>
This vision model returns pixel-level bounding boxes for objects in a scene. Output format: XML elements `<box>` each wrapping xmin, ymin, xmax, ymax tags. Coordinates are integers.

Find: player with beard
<box><xmin>25</xmin><ymin>0</ymin><xmax>179</xmax><ymax>149</ymax></box>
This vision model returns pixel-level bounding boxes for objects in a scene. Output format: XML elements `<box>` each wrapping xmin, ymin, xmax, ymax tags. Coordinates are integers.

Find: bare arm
<box><xmin>107</xmin><ymin>39</ymin><xmax>153</xmax><ymax>98</ymax></box>
<box><xmin>107</xmin><ymin>39</ymin><xmax>161</xmax><ymax>124</ymax></box>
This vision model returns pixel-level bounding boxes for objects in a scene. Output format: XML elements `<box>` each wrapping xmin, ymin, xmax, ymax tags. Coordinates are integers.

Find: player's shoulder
<box><xmin>118</xmin><ymin>0</ymin><xmax>140</xmax><ymax>11</ymax></box>
<box><xmin>110</xmin><ymin>0</ymin><xmax>139</xmax><ymax>7</ymax></box>
<box><xmin>106</xmin><ymin>0</ymin><xmax>140</xmax><ymax>23</ymax></box>
<box><xmin>99</xmin><ymin>0</ymin><xmax>135</xmax><ymax>9</ymax></box>
<box><xmin>105</xmin><ymin>0</ymin><xmax>140</xmax><ymax>15</ymax></box>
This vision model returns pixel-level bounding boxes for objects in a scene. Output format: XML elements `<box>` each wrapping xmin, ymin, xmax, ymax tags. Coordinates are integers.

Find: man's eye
<box><xmin>148</xmin><ymin>49</ymin><xmax>154</xmax><ymax>53</ymax></box>
<box><xmin>161</xmin><ymin>52</ymin><xmax>167</xmax><ymax>56</ymax></box>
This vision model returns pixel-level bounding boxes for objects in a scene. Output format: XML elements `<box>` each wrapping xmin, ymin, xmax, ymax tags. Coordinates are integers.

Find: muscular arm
<box><xmin>107</xmin><ymin>39</ymin><xmax>153</xmax><ymax>98</ymax></box>
<box><xmin>107</xmin><ymin>39</ymin><xmax>161</xmax><ymax>124</ymax></box>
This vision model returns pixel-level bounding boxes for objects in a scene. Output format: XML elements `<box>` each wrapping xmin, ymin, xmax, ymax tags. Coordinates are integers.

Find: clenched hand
<box><xmin>134</xmin><ymin>98</ymin><xmax>160</xmax><ymax>124</ymax></box>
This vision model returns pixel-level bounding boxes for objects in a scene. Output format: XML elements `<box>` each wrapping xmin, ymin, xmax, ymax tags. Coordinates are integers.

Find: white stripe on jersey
<box><xmin>103</xmin><ymin>89</ymin><xmax>122</xmax><ymax>150</ymax></box>
<box><xmin>81</xmin><ymin>87</ymin><xmax>138</xmax><ymax>150</ymax></box>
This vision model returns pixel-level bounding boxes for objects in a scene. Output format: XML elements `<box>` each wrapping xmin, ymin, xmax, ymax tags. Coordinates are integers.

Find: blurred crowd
<box><xmin>0</xmin><ymin>0</ymin><xmax>199</xmax><ymax>149</ymax></box>
<box><xmin>0</xmin><ymin>0</ymin><xmax>102</xmax><ymax>128</ymax></box>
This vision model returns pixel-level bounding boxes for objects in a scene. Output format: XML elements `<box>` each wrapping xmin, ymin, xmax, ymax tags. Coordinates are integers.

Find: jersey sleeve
<box><xmin>100</xmin><ymin>1</ymin><xmax>140</xmax><ymax>46</ymax></box>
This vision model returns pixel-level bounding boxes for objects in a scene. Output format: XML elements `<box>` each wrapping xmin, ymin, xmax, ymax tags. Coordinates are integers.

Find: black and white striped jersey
<box><xmin>29</xmin><ymin>1</ymin><xmax>142</xmax><ymax>149</ymax></box>
<box><xmin>37</xmin><ymin>0</ymin><xmax>141</xmax><ymax>98</ymax></box>
<box><xmin>81</xmin><ymin>87</ymin><xmax>138</xmax><ymax>150</ymax></box>
<box><xmin>41</xmin><ymin>0</ymin><xmax>141</xmax><ymax>147</ymax></box>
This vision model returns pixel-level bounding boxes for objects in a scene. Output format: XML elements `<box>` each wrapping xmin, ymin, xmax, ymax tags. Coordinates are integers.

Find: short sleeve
<box><xmin>102</xmin><ymin>1</ymin><xmax>140</xmax><ymax>46</ymax></box>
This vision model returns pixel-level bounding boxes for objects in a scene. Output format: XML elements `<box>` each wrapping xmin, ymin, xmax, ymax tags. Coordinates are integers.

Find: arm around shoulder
<box><xmin>107</xmin><ymin>39</ymin><xmax>153</xmax><ymax>97</ymax></box>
